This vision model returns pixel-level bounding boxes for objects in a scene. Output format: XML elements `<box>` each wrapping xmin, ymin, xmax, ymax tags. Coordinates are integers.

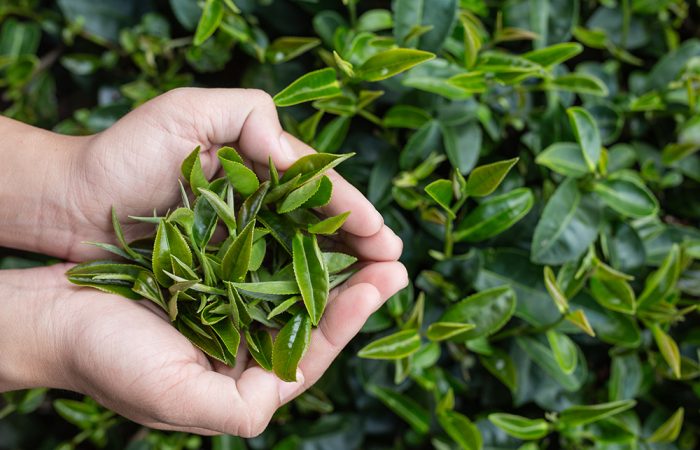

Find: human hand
<box><xmin>0</xmin><ymin>259</ymin><xmax>407</xmax><ymax>436</ymax></box>
<box><xmin>66</xmin><ymin>88</ymin><xmax>396</xmax><ymax>262</ymax></box>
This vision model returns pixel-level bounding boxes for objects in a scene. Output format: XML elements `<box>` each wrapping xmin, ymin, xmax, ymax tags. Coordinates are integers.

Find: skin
<box><xmin>0</xmin><ymin>88</ymin><xmax>407</xmax><ymax>436</ymax></box>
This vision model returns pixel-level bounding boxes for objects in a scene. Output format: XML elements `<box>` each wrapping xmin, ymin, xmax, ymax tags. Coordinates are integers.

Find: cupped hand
<box><xmin>67</xmin><ymin>88</ymin><xmax>394</xmax><ymax>262</ymax></box>
<box><xmin>13</xmin><ymin>258</ymin><xmax>406</xmax><ymax>436</ymax></box>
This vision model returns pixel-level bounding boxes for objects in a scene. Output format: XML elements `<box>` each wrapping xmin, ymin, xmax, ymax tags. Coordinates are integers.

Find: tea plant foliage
<box><xmin>1</xmin><ymin>0</ymin><xmax>700</xmax><ymax>449</ymax></box>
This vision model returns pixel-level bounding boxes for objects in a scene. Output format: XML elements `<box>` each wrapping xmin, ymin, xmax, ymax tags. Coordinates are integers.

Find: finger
<box><xmin>161</xmin><ymin>363</ymin><xmax>304</xmax><ymax>438</ymax></box>
<box><xmin>339</xmin><ymin>225</ymin><xmax>404</xmax><ymax>262</ymax></box>
<box><xmin>297</xmin><ymin>262</ymin><xmax>408</xmax><ymax>390</ymax></box>
<box><xmin>144</xmin><ymin>87</ymin><xmax>298</xmax><ymax>168</ymax></box>
<box><xmin>282</xmin><ymin>133</ymin><xmax>384</xmax><ymax>237</ymax></box>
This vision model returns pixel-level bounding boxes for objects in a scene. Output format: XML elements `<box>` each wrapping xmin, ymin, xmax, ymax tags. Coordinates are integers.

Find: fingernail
<box><xmin>279</xmin><ymin>134</ymin><xmax>297</xmax><ymax>164</ymax></box>
<box><xmin>279</xmin><ymin>369</ymin><xmax>304</xmax><ymax>403</ymax></box>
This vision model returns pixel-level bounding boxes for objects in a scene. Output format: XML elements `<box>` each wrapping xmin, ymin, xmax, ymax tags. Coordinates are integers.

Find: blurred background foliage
<box><xmin>1</xmin><ymin>0</ymin><xmax>700</xmax><ymax>449</ymax></box>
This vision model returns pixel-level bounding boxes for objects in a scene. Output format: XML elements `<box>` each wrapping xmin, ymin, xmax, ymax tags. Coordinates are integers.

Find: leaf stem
<box><xmin>444</xmin><ymin>216</ymin><xmax>454</xmax><ymax>258</ymax></box>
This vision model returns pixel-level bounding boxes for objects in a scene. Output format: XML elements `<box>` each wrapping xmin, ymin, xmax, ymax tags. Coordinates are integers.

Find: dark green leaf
<box><xmin>367</xmin><ymin>384</ymin><xmax>430</xmax><ymax>434</ymax></box>
<box><xmin>272</xmin><ymin>313</ymin><xmax>311</xmax><ymax>382</ymax></box>
<box><xmin>439</xmin><ymin>286</ymin><xmax>516</xmax><ymax>340</ymax></box>
<box><xmin>454</xmin><ymin>188</ymin><xmax>534</xmax><ymax>242</ymax></box>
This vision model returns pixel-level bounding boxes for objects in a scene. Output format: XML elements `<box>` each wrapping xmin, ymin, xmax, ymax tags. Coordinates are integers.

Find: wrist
<box><xmin>0</xmin><ymin>265</ymin><xmax>75</xmax><ymax>392</ymax></box>
<box><xmin>0</xmin><ymin>116</ymin><xmax>91</xmax><ymax>259</ymax></box>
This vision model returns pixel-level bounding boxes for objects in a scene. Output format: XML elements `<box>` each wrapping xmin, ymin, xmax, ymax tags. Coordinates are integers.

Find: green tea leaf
<box><xmin>544</xmin><ymin>266</ymin><xmax>569</xmax><ymax>314</ymax></box>
<box><xmin>247</xmin><ymin>329</ymin><xmax>273</xmax><ymax>371</ymax></box>
<box><xmin>648</xmin><ymin>407</ymin><xmax>684</xmax><ymax>443</ymax></box>
<box><xmin>531</xmin><ymin>178</ymin><xmax>601</xmax><ymax>265</ymax></box>
<box><xmin>547</xmin><ymin>73</ymin><xmax>609</xmax><ymax>96</ymax></box>
<box><xmin>152</xmin><ymin>221</ymin><xmax>193</xmax><ymax>287</ymax></box>
<box><xmin>383</xmin><ymin>105</ymin><xmax>431</xmax><ymax>129</ymax></box>
<box><xmin>266</xmin><ymin>37</ymin><xmax>320</xmax><ymax>64</ymax></box>
<box><xmin>292</xmin><ymin>232</ymin><xmax>329</xmax><ymax>326</ymax></box>
<box><xmin>238</xmin><ymin>181</ymin><xmax>270</xmax><ymax>230</ymax></box>
<box><xmin>358</xmin><ymin>329</ymin><xmax>421</xmax><ymax>359</ymax></box>
<box><xmin>426</xmin><ymin>322</ymin><xmax>476</xmax><ymax>341</ymax></box>
<box><xmin>323</xmin><ymin>252</ymin><xmax>357</xmax><ymax>274</ymax></box>
<box><xmin>302</xmin><ymin>175</ymin><xmax>333</xmax><ymax>209</ymax></box>
<box><xmin>592</xmin><ymin>176</ymin><xmax>658</xmax><ymax>218</ymax></box>
<box><xmin>535</xmin><ymin>142</ymin><xmax>590</xmax><ymax>178</ymax></box>
<box><xmin>480</xmin><ymin>350</ymin><xmax>517</xmax><ymax>392</ymax></box>
<box><xmin>221</xmin><ymin>219</ymin><xmax>255</xmax><ymax>282</ymax></box>
<box><xmin>463</xmin><ymin>158</ymin><xmax>518</xmax><ymax>197</ymax></box>
<box><xmin>279</xmin><ymin>178</ymin><xmax>323</xmax><ymax>213</ymax></box>
<box><xmin>454</xmin><ymin>188</ymin><xmax>534</xmax><ymax>242</ymax></box>
<box><xmin>210</xmin><ymin>318</ymin><xmax>240</xmax><ymax>365</ymax></box>
<box><xmin>267</xmin><ymin>296</ymin><xmax>300</xmax><ymax>320</ymax></box>
<box><xmin>488</xmin><ymin>413</ymin><xmax>551</xmax><ymax>440</ymax></box>
<box><xmin>218</xmin><ymin>147</ymin><xmax>259</xmax><ymax>197</ymax></box>
<box><xmin>181</xmin><ymin>146</ymin><xmax>210</xmax><ymax>193</ymax></box>
<box><xmin>424</xmin><ymin>179</ymin><xmax>454</xmax><ymax>217</ymax></box>
<box><xmin>439</xmin><ymin>286</ymin><xmax>516</xmax><ymax>340</ymax></box>
<box><xmin>558</xmin><ymin>400</ymin><xmax>637</xmax><ymax>428</ymax></box>
<box><xmin>281</xmin><ymin>152</ymin><xmax>353</xmax><ymax>184</ymax></box>
<box><xmin>522</xmin><ymin>42</ymin><xmax>582</xmax><ymax>67</ymax></box>
<box><xmin>651</xmin><ymin>324</ymin><xmax>681</xmax><ymax>379</ymax></box>
<box><xmin>198</xmin><ymin>187</ymin><xmax>237</xmax><ymax>234</ymax></box>
<box><xmin>638</xmin><ymin>244</ymin><xmax>681</xmax><ymax>309</ymax></box>
<box><xmin>546</xmin><ymin>330</ymin><xmax>578</xmax><ymax>374</ymax></box>
<box><xmin>194</xmin><ymin>0</ymin><xmax>223</xmax><ymax>45</ymax></box>
<box><xmin>367</xmin><ymin>384</ymin><xmax>430</xmax><ymax>434</ymax></box>
<box><xmin>438</xmin><ymin>410</ymin><xmax>482</xmax><ymax>450</ymax></box>
<box><xmin>273</xmin><ymin>68</ymin><xmax>341</xmax><ymax>107</ymax></box>
<box><xmin>355</xmin><ymin>48</ymin><xmax>435</xmax><ymax>81</ymax></box>
<box><xmin>308</xmin><ymin>211</ymin><xmax>350</xmax><ymax>235</ymax></box>
<box><xmin>567</xmin><ymin>107</ymin><xmax>601</xmax><ymax>172</ymax></box>
<box><xmin>272</xmin><ymin>313</ymin><xmax>311</xmax><ymax>381</ymax></box>
<box><xmin>590</xmin><ymin>275</ymin><xmax>636</xmax><ymax>314</ymax></box>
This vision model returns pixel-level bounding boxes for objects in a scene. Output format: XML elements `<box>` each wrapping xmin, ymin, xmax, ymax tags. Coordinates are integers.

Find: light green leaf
<box><xmin>355</xmin><ymin>48</ymin><xmax>435</xmax><ymax>81</ymax></box>
<box><xmin>546</xmin><ymin>330</ymin><xmax>578</xmax><ymax>374</ymax></box>
<box><xmin>292</xmin><ymin>232</ymin><xmax>329</xmax><ymax>326</ymax></box>
<box><xmin>558</xmin><ymin>400</ymin><xmax>637</xmax><ymax>428</ymax></box>
<box><xmin>488</xmin><ymin>413</ymin><xmax>551</xmax><ymax>440</ymax></box>
<box><xmin>522</xmin><ymin>42</ymin><xmax>583</xmax><ymax>66</ymax></box>
<box><xmin>638</xmin><ymin>244</ymin><xmax>681</xmax><ymax>309</ymax></box>
<box><xmin>218</xmin><ymin>146</ymin><xmax>259</xmax><ymax>197</ymax></box>
<box><xmin>308</xmin><ymin>211</ymin><xmax>350</xmax><ymax>235</ymax></box>
<box><xmin>221</xmin><ymin>219</ymin><xmax>255</xmax><ymax>282</ymax></box>
<box><xmin>651</xmin><ymin>324</ymin><xmax>681</xmax><ymax>379</ymax></box>
<box><xmin>648</xmin><ymin>407</ymin><xmax>684</xmax><ymax>443</ymax></box>
<box><xmin>426</xmin><ymin>322</ymin><xmax>476</xmax><ymax>341</ymax></box>
<box><xmin>425</xmin><ymin>179</ymin><xmax>454</xmax><ymax>217</ymax></box>
<box><xmin>273</xmin><ymin>68</ymin><xmax>341</xmax><ymax>107</ymax></box>
<box><xmin>193</xmin><ymin>0</ymin><xmax>223</xmax><ymax>45</ymax></box>
<box><xmin>592</xmin><ymin>175</ymin><xmax>658</xmax><ymax>218</ymax></box>
<box><xmin>463</xmin><ymin>158</ymin><xmax>518</xmax><ymax>197</ymax></box>
<box><xmin>438</xmin><ymin>410</ymin><xmax>482</xmax><ymax>450</ymax></box>
<box><xmin>358</xmin><ymin>329</ymin><xmax>421</xmax><ymax>359</ymax></box>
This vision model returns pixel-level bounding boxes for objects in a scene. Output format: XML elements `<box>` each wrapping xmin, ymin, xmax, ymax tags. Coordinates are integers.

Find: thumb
<box><xmin>153</xmin><ymin>87</ymin><xmax>300</xmax><ymax>169</ymax></box>
<box><xmin>161</xmin><ymin>364</ymin><xmax>305</xmax><ymax>437</ymax></box>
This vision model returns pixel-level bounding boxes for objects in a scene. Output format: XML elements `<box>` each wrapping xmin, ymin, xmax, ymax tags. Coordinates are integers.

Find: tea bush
<box><xmin>1</xmin><ymin>0</ymin><xmax>700</xmax><ymax>449</ymax></box>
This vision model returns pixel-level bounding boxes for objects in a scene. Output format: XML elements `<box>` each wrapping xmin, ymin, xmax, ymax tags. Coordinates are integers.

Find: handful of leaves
<box><xmin>66</xmin><ymin>146</ymin><xmax>357</xmax><ymax>381</ymax></box>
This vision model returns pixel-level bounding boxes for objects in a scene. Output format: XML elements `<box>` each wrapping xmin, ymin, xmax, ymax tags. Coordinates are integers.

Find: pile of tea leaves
<box><xmin>66</xmin><ymin>147</ymin><xmax>357</xmax><ymax>381</ymax></box>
